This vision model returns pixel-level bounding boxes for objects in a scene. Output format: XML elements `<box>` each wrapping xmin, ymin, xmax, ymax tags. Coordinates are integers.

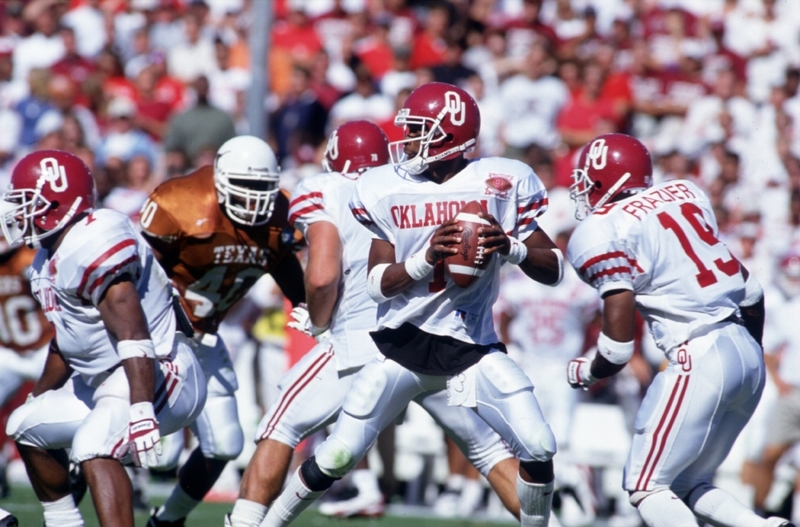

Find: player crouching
<box><xmin>2</xmin><ymin>150</ymin><xmax>207</xmax><ymax>527</ymax></box>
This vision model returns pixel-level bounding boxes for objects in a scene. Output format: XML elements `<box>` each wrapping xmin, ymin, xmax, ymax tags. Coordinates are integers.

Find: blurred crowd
<box><xmin>3</xmin><ymin>0</ymin><xmax>800</xmax><ymax>524</ymax></box>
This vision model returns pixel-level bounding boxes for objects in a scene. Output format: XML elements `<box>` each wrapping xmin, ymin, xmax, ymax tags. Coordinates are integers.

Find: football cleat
<box><xmin>317</xmin><ymin>490</ymin><xmax>385</xmax><ymax>518</ymax></box>
<box><xmin>764</xmin><ymin>519</ymin><xmax>795</xmax><ymax>527</ymax></box>
<box><xmin>146</xmin><ymin>509</ymin><xmax>185</xmax><ymax>527</ymax></box>
<box><xmin>0</xmin><ymin>512</ymin><xmax>17</xmax><ymax>527</ymax></box>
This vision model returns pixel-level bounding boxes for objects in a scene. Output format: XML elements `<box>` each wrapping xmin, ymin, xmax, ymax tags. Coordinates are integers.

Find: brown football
<box><xmin>445</xmin><ymin>201</ymin><xmax>492</xmax><ymax>288</ymax></box>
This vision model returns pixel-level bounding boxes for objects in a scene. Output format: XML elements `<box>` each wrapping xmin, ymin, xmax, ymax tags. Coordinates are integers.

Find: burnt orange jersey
<box><xmin>140</xmin><ymin>166</ymin><xmax>303</xmax><ymax>334</ymax></box>
<box><xmin>0</xmin><ymin>247</ymin><xmax>52</xmax><ymax>354</ymax></box>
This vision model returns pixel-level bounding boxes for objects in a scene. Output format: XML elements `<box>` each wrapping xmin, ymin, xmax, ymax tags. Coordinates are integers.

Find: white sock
<box><xmin>445</xmin><ymin>473</ymin><xmax>466</xmax><ymax>492</ymax></box>
<box><xmin>42</xmin><ymin>495</ymin><xmax>84</xmax><ymax>527</ymax></box>
<box><xmin>687</xmin><ymin>484</ymin><xmax>764</xmax><ymax>527</ymax></box>
<box><xmin>157</xmin><ymin>484</ymin><xmax>201</xmax><ymax>522</ymax></box>
<box><xmin>352</xmin><ymin>469</ymin><xmax>381</xmax><ymax>497</ymax></box>
<box><xmin>0</xmin><ymin>507</ymin><xmax>13</xmax><ymax>521</ymax></box>
<box><xmin>517</xmin><ymin>476</ymin><xmax>553</xmax><ymax>527</ymax></box>
<box><xmin>635</xmin><ymin>489</ymin><xmax>697</xmax><ymax>527</ymax></box>
<box><xmin>229</xmin><ymin>499</ymin><xmax>268</xmax><ymax>527</ymax></box>
<box><xmin>262</xmin><ymin>468</ymin><xmax>326</xmax><ymax>527</ymax></box>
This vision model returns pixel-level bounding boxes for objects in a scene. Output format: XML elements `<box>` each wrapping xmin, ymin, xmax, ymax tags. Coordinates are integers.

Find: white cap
<box><xmin>108</xmin><ymin>97</ymin><xmax>137</xmax><ymax>118</ymax></box>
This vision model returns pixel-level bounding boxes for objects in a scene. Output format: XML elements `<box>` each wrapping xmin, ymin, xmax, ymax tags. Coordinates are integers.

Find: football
<box><xmin>445</xmin><ymin>201</ymin><xmax>492</xmax><ymax>288</ymax></box>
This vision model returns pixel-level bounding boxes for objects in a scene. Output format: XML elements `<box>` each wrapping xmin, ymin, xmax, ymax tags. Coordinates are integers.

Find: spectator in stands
<box><xmin>432</xmin><ymin>38</ymin><xmax>477</xmax><ymax>88</ymax></box>
<box><xmin>409</xmin><ymin>3</ymin><xmax>450</xmax><ymax>69</ymax></box>
<box><xmin>269</xmin><ymin>64</ymin><xmax>328</xmax><ymax>166</ymax></box>
<box><xmin>168</xmin><ymin>13</ymin><xmax>218</xmax><ymax>83</ymax></box>
<box><xmin>163</xmin><ymin>75</ymin><xmax>235</xmax><ymax>173</ymax></box>
<box><xmin>50</xmin><ymin>26</ymin><xmax>96</xmax><ymax>90</ymax></box>
<box><xmin>132</xmin><ymin>66</ymin><xmax>173</xmax><ymax>141</ymax></box>
<box><xmin>96</xmin><ymin>96</ymin><xmax>158</xmax><ymax>174</ymax></box>
<box><xmin>12</xmin><ymin>0</ymin><xmax>64</xmax><ymax>82</ymax></box>
<box><xmin>60</xmin><ymin>0</ymin><xmax>106</xmax><ymax>59</ymax></box>
<box><xmin>15</xmin><ymin>68</ymin><xmax>53</xmax><ymax>149</ymax></box>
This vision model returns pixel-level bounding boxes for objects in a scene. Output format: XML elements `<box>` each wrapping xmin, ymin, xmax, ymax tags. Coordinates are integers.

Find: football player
<box><xmin>139</xmin><ymin>135</ymin><xmax>305</xmax><ymax>526</ymax></box>
<box><xmin>264</xmin><ymin>82</ymin><xmax>564</xmax><ymax>527</ymax></box>
<box><xmin>754</xmin><ymin>248</ymin><xmax>800</xmax><ymax>518</ymax></box>
<box><xmin>564</xmin><ymin>133</ymin><xmax>789</xmax><ymax>527</ymax></box>
<box><xmin>228</xmin><ymin>119</ymin><xmax>545</xmax><ymax>526</ymax></box>
<box><xmin>0</xmin><ymin>201</ymin><xmax>52</xmax><ymax>497</ymax></box>
<box><xmin>3</xmin><ymin>150</ymin><xmax>207</xmax><ymax>527</ymax></box>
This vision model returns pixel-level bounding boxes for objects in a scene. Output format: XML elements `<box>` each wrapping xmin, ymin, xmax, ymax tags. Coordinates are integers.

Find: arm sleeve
<box><xmin>350</xmin><ymin>179</ymin><xmax>394</xmax><ymax>244</ymax></box>
<box><xmin>288</xmin><ymin>177</ymin><xmax>334</xmax><ymax>235</ymax></box>
<box><xmin>73</xmin><ymin>229</ymin><xmax>142</xmax><ymax>306</ymax></box>
<box><xmin>514</xmin><ymin>169</ymin><xmax>549</xmax><ymax>240</ymax></box>
<box><xmin>568</xmin><ymin>228</ymin><xmax>636</xmax><ymax>297</ymax></box>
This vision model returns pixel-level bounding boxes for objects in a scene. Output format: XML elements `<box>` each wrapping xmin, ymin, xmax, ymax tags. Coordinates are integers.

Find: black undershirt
<box><xmin>370</xmin><ymin>322</ymin><xmax>506</xmax><ymax>375</ymax></box>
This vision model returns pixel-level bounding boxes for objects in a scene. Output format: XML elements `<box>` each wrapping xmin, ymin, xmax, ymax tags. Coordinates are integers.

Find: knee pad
<box><xmin>341</xmin><ymin>362</ymin><xmax>387</xmax><ymax>419</ymax></box>
<box><xmin>477</xmin><ymin>352</ymin><xmax>533</xmax><ymax>400</ymax></box>
<box><xmin>314</xmin><ymin>436</ymin><xmax>357</xmax><ymax>479</ymax></box>
<box><xmin>194</xmin><ymin>395</ymin><xmax>245</xmax><ymax>460</ymax></box>
<box><xmin>522</xmin><ymin>422</ymin><xmax>556</xmax><ymax>463</ymax></box>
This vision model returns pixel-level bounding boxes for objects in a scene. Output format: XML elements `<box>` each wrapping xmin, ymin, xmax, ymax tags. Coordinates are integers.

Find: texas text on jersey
<box><xmin>139</xmin><ymin>166</ymin><xmax>298</xmax><ymax>335</ymax></box>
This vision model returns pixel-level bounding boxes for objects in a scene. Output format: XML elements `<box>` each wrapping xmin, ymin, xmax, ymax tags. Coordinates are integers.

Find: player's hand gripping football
<box><xmin>287</xmin><ymin>303</ymin><xmax>329</xmax><ymax>339</ymax></box>
<box><xmin>119</xmin><ymin>402</ymin><xmax>162</xmax><ymax>468</ymax></box>
<box><xmin>475</xmin><ymin>212</ymin><xmax>509</xmax><ymax>257</ymax></box>
<box><xmin>566</xmin><ymin>357</ymin><xmax>598</xmax><ymax>390</ymax></box>
<box><xmin>427</xmin><ymin>217</ymin><xmax>463</xmax><ymax>263</ymax></box>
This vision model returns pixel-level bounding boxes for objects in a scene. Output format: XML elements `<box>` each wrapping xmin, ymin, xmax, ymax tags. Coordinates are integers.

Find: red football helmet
<box><xmin>2</xmin><ymin>150</ymin><xmax>97</xmax><ymax>248</ymax></box>
<box><xmin>390</xmin><ymin>82</ymin><xmax>481</xmax><ymax>175</ymax></box>
<box><xmin>570</xmin><ymin>133</ymin><xmax>653</xmax><ymax>220</ymax></box>
<box><xmin>323</xmin><ymin>120</ymin><xmax>389</xmax><ymax>176</ymax></box>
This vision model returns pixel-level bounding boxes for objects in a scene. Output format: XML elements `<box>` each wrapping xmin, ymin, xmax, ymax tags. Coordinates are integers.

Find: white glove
<box><xmin>287</xmin><ymin>303</ymin><xmax>329</xmax><ymax>339</ymax></box>
<box><xmin>566</xmin><ymin>357</ymin><xmax>598</xmax><ymax>390</ymax></box>
<box><xmin>118</xmin><ymin>402</ymin><xmax>161</xmax><ymax>468</ymax></box>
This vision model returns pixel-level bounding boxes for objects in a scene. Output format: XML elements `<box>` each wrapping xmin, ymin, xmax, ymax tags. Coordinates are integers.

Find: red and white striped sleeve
<box><xmin>515</xmin><ymin>169</ymin><xmax>549</xmax><ymax>239</ymax></box>
<box><xmin>70</xmin><ymin>213</ymin><xmax>143</xmax><ymax>306</ymax></box>
<box><xmin>567</xmin><ymin>222</ymin><xmax>642</xmax><ymax>296</ymax></box>
<box><xmin>288</xmin><ymin>175</ymin><xmax>330</xmax><ymax>234</ymax></box>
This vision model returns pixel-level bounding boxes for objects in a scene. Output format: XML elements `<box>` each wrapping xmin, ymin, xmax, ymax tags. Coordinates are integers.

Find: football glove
<box><xmin>567</xmin><ymin>357</ymin><xmax>598</xmax><ymax>390</ymax></box>
<box><xmin>118</xmin><ymin>402</ymin><xmax>161</xmax><ymax>468</ymax></box>
<box><xmin>287</xmin><ymin>303</ymin><xmax>329</xmax><ymax>339</ymax></box>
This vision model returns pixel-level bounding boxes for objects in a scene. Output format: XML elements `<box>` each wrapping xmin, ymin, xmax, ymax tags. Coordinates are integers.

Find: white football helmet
<box><xmin>214</xmin><ymin>136</ymin><xmax>281</xmax><ymax>226</ymax></box>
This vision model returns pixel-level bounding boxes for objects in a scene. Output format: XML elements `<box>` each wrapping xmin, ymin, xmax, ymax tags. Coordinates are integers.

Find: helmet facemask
<box><xmin>214</xmin><ymin>154</ymin><xmax>280</xmax><ymax>226</ymax></box>
<box><xmin>390</xmin><ymin>107</ymin><xmax>475</xmax><ymax>177</ymax></box>
<box><xmin>569</xmin><ymin>167</ymin><xmax>631</xmax><ymax>221</ymax></box>
<box><xmin>2</xmin><ymin>186</ymin><xmax>84</xmax><ymax>249</ymax></box>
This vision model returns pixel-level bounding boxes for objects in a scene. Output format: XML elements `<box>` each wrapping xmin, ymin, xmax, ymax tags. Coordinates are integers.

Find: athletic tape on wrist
<box><xmin>366</xmin><ymin>263</ymin><xmax>392</xmax><ymax>303</ymax></box>
<box><xmin>404</xmin><ymin>246</ymin><xmax>434</xmax><ymax>280</ymax></box>
<box><xmin>596</xmin><ymin>332</ymin><xmax>634</xmax><ymax>365</ymax></box>
<box><xmin>740</xmin><ymin>273</ymin><xmax>764</xmax><ymax>307</ymax></box>
<box><xmin>129</xmin><ymin>401</ymin><xmax>156</xmax><ymax>421</ymax></box>
<box><xmin>550</xmin><ymin>248</ymin><xmax>564</xmax><ymax>286</ymax></box>
<box><xmin>578</xmin><ymin>359</ymin><xmax>597</xmax><ymax>385</ymax></box>
<box><xmin>117</xmin><ymin>339</ymin><xmax>156</xmax><ymax>360</ymax></box>
<box><xmin>501</xmin><ymin>236</ymin><xmax>528</xmax><ymax>265</ymax></box>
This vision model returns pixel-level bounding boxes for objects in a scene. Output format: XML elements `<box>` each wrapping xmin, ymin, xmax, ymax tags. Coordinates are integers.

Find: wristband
<box><xmin>550</xmin><ymin>248</ymin><xmax>564</xmax><ymax>286</ymax></box>
<box><xmin>367</xmin><ymin>263</ymin><xmax>393</xmax><ymax>303</ymax></box>
<box><xmin>404</xmin><ymin>246</ymin><xmax>434</xmax><ymax>280</ymax></box>
<box><xmin>596</xmin><ymin>332</ymin><xmax>634</xmax><ymax>365</ymax></box>
<box><xmin>740</xmin><ymin>273</ymin><xmax>764</xmax><ymax>307</ymax></box>
<box><xmin>501</xmin><ymin>236</ymin><xmax>528</xmax><ymax>265</ymax></box>
<box><xmin>118</xmin><ymin>339</ymin><xmax>156</xmax><ymax>360</ymax></box>
<box><xmin>129</xmin><ymin>401</ymin><xmax>156</xmax><ymax>422</ymax></box>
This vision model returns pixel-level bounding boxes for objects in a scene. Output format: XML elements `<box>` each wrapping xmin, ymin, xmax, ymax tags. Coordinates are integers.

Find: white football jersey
<box><xmin>567</xmin><ymin>180</ymin><xmax>745</xmax><ymax>359</ymax></box>
<box><xmin>350</xmin><ymin>157</ymin><xmax>549</xmax><ymax>345</ymax></box>
<box><xmin>289</xmin><ymin>171</ymin><xmax>377</xmax><ymax>370</ymax></box>
<box><xmin>496</xmin><ymin>265</ymin><xmax>599</xmax><ymax>362</ymax></box>
<box><xmin>28</xmin><ymin>209</ymin><xmax>177</xmax><ymax>387</ymax></box>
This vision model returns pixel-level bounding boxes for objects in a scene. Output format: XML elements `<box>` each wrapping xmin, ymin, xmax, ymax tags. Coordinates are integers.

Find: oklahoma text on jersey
<box><xmin>389</xmin><ymin>199</ymin><xmax>490</xmax><ymax>229</ymax></box>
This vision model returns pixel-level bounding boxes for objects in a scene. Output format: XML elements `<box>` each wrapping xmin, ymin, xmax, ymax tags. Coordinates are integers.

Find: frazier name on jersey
<box><xmin>598</xmin><ymin>182</ymin><xmax>697</xmax><ymax>220</ymax></box>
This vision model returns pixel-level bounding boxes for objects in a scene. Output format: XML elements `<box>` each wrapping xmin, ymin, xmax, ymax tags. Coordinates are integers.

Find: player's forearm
<box><xmin>123</xmin><ymin>357</ymin><xmax>156</xmax><ymax>404</ymax></box>
<box><xmin>31</xmin><ymin>343</ymin><xmax>73</xmax><ymax>397</ymax></box>
<box><xmin>519</xmin><ymin>247</ymin><xmax>562</xmax><ymax>285</ymax></box>
<box><xmin>590</xmin><ymin>353</ymin><xmax>627</xmax><ymax>380</ymax></box>
<box><xmin>306</xmin><ymin>282</ymin><xmax>338</xmax><ymax>329</ymax></box>
<box><xmin>371</xmin><ymin>261</ymin><xmax>422</xmax><ymax>299</ymax></box>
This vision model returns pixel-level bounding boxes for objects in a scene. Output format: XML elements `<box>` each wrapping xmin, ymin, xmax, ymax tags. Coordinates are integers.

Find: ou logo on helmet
<box><xmin>326</xmin><ymin>129</ymin><xmax>340</xmax><ymax>160</ymax></box>
<box><xmin>39</xmin><ymin>158</ymin><xmax>69</xmax><ymax>192</ymax></box>
<box><xmin>444</xmin><ymin>91</ymin><xmax>466</xmax><ymax>126</ymax></box>
<box><xmin>586</xmin><ymin>139</ymin><xmax>608</xmax><ymax>171</ymax></box>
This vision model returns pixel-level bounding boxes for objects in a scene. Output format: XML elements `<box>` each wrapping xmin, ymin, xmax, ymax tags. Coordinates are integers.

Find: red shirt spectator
<box><xmin>409</xmin><ymin>5</ymin><xmax>449</xmax><ymax>69</ymax></box>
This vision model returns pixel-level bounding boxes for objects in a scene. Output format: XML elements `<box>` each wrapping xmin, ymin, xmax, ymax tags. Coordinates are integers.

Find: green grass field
<box><xmin>1</xmin><ymin>484</ymin><xmax>523</xmax><ymax>527</ymax></box>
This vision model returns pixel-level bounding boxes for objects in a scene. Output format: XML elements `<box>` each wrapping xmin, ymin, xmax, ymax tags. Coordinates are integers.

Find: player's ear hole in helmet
<box><xmin>214</xmin><ymin>136</ymin><xmax>281</xmax><ymax>226</ymax></box>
